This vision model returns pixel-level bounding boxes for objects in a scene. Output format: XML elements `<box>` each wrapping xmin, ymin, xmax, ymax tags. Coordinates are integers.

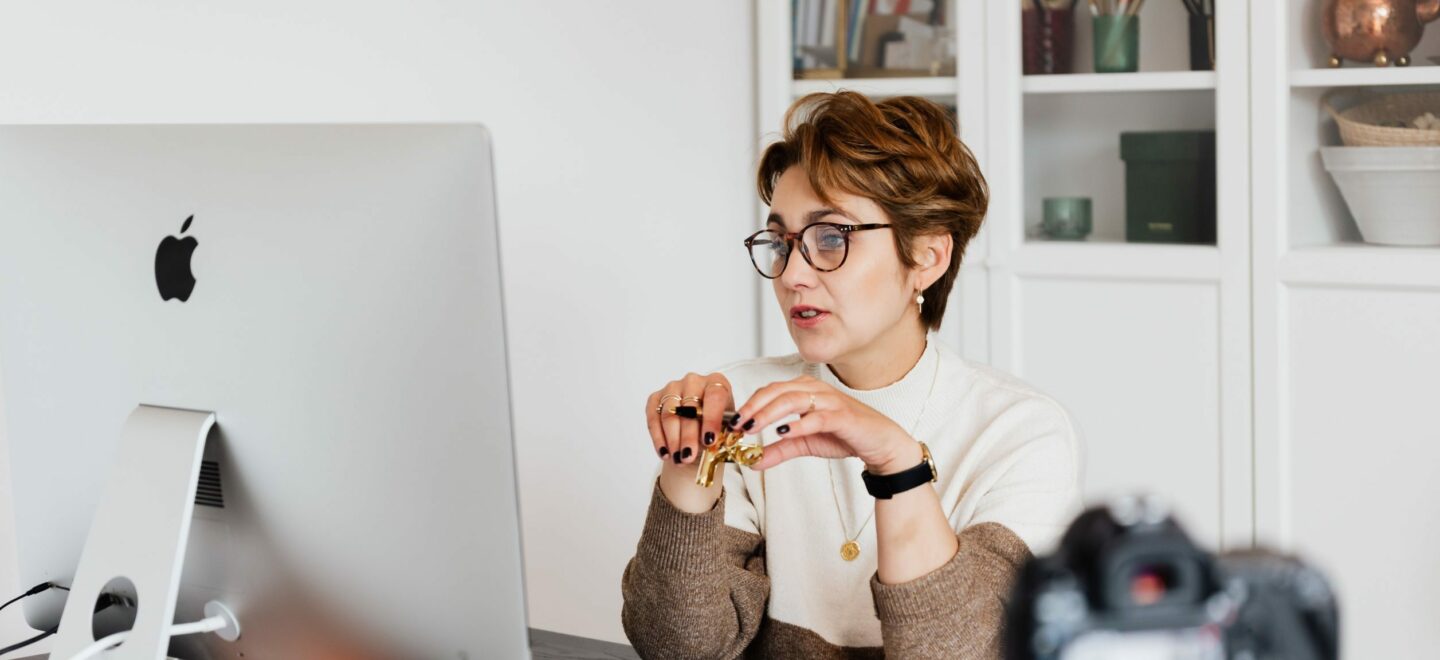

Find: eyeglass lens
<box><xmin>749</xmin><ymin>224</ymin><xmax>848</xmax><ymax>278</ymax></box>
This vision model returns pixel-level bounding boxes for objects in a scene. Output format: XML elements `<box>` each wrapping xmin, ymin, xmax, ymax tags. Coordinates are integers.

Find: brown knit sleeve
<box><xmin>621</xmin><ymin>476</ymin><xmax>769</xmax><ymax>659</ymax></box>
<box><xmin>867</xmin><ymin>522</ymin><xmax>1032</xmax><ymax>659</ymax></box>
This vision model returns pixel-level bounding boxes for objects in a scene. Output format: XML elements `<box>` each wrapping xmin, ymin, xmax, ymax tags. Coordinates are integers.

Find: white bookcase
<box><xmin>1250</xmin><ymin>3</ymin><xmax>1440</xmax><ymax>659</ymax></box>
<box><xmin>757</xmin><ymin>1</ymin><xmax>1440</xmax><ymax>656</ymax></box>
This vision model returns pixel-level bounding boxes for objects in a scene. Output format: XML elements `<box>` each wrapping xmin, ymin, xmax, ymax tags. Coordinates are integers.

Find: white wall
<box><xmin>0</xmin><ymin>0</ymin><xmax>757</xmax><ymax>649</ymax></box>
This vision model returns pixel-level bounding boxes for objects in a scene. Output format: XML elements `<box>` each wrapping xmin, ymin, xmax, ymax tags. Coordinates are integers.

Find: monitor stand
<box><xmin>50</xmin><ymin>405</ymin><xmax>216</xmax><ymax>660</ymax></box>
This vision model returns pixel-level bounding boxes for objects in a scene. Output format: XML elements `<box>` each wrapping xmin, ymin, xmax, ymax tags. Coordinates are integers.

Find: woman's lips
<box><xmin>791</xmin><ymin>310</ymin><xmax>829</xmax><ymax>328</ymax></box>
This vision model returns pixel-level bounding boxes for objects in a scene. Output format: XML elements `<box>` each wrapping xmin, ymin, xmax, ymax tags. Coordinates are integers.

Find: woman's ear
<box><xmin>913</xmin><ymin>233</ymin><xmax>952</xmax><ymax>290</ymax></box>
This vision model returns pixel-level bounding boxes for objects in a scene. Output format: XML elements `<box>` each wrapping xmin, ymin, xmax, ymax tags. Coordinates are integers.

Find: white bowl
<box><xmin>1320</xmin><ymin>146</ymin><xmax>1440</xmax><ymax>246</ymax></box>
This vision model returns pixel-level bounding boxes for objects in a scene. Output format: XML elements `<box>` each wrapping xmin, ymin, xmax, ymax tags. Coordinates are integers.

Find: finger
<box><xmin>660</xmin><ymin>383</ymin><xmax>684</xmax><ymax>462</ymax></box>
<box><xmin>645</xmin><ymin>389</ymin><xmax>671</xmax><ymax>461</ymax></box>
<box><xmin>675</xmin><ymin>373</ymin><xmax>706</xmax><ymax>465</ymax></box>
<box><xmin>742</xmin><ymin>389</ymin><xmax>828</xmax><ymax>439</ymax></box>
<box><xmin>699</xmin><ymin>375</ymin><xmax>732</xmax><ymax>450</ymax></box>
<box><xmin>734</xmin><ymin>376</ymin><xmax>818</xmax><ymax>432</ymax></box>
<box><xmin>645</xmin><ymin>390</ymin><xmax>669</xmax><ymax>461</ymax></box>
<box><xmin>767</xmin><ymin>406</ymin><xmax>834</xmax><ymax>442</ymax></box>
<box><xmin>751</xmin><ymin>426</ymin><xmax>852</xmax><ymax>471</ymax></box>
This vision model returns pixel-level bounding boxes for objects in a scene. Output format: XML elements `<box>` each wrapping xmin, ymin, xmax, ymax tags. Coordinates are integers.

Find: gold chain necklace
<box><xmin>824</xmin><ymin>340</ymin><xmax>941</xmax><ymax>562</ymax></box>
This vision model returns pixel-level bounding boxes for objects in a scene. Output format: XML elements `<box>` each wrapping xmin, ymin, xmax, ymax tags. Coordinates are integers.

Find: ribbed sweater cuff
<box><xmin>869</xmin><ymin>522</ymin><xmax>1031</xmax><ymax>626</ymax></box>
<box><xmin>869</xmin><ymin>541</ymin><xmax>970</xmax><ymax>625</ymax></box>
<box><xmin>635</xmin><ymin>476</ymin><xmax>726</xmax><ymax>575</ymax></box>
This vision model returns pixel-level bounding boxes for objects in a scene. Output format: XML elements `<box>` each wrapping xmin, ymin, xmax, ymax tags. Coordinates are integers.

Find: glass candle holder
<box><xmin>1042</xmin><ymin>197</ymin><xmax>1093</xmax><ymax>240</ymax></box>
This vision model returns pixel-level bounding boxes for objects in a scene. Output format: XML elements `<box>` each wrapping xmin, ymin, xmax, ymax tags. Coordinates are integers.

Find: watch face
<box><xmin>921</xmin><ymin>442</ymin><xmax>938</xmax><ymax>482</ymax></box>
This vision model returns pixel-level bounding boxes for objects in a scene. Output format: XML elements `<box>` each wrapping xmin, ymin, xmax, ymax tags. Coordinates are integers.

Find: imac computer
<box><xmin>0</xmin><ymin>124</ymin><xmax>530</xmax><ymax>658</ymax></box>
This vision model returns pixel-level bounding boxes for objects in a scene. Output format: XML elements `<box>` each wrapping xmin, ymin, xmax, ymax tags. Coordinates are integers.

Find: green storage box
<box><xmin>1120</xmin><ymin>130</ymin><xmax>1216</xmax><ymax>244</ymax></box>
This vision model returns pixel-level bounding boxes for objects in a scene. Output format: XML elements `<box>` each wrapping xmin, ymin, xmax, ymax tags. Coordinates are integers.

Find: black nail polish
<box><xmin>743</xmin><ymin>419</ymin><xmax>755</xmax><ymax>431</ymax></box>
<box><xmin>777</xmin><ymin>424</ymin><xmax>789</xmax><ymax>434</ymax></box>
<box><xmin>658</xmin><ymin>446</ymin><xmax>669</xmax><ymax>458</ymax></box>
<box><xmin>682</xmin><ymin>447</ymin><xmax>693</xmax><ymax>459</ymax></box>
<box><xmin>704</xmin><ymin>431</ymin><xmax>715</xmax><ymax>445</ymax></box>
<box><xmin>673</xmin><ymin>452</ymin><xmax>682</xmax><ymax>464</ymax></box>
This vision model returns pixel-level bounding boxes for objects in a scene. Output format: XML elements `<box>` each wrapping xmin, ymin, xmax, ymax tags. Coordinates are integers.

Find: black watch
<box><xmin>861</xmin><ymin>441</ymin><xmax>938</xmax><ymax>500</ymax></box>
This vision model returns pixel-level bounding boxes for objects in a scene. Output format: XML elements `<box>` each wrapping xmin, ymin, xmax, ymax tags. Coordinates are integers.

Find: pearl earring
<box><xmin>916</xmin><ymin>292</ymin><xmax>925</xmax><ymax>306</ymax></box>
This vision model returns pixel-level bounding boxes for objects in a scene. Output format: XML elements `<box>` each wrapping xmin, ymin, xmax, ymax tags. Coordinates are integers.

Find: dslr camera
<box><xmin>1006</xmin><ymin>496</ymin><xmax>1339</xmax><ymax>660</ymax></box>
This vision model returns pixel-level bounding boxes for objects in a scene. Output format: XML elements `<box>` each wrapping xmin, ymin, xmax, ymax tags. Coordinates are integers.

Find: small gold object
<box><xmin>694</xmin><ymin>411</ymin><xmax>764</xmax><ymax>487</ymax></box>
<box><xmin>840</xmin><ymin>541</ymin><xmax>861</xmax><ymax>561</ymax></box>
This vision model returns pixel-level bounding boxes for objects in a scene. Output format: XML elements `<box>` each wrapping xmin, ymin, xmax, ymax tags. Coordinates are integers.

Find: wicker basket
<box><xmin>1321</xmin><ymin>90</ymin><xmax>1440</xmax><ymax>147</ymax></box>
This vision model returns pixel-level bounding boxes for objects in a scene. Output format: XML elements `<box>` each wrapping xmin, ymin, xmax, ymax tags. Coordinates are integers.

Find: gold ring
<box><xmin>681</xmin><ymin>395</ymin><xmax>701</xmax><ymax>404</ymax></box>
<box><xmin>707</xmin><ymin>382</ymin><xmax>728</xmax><ymax>390</ymax></box>
<box><xmin>807</xmin><ymin>393</ymin><xmax>816</xmax><ymax>414</ymax></box>
<box><xmin>657</xmin><ymin>394</ymin><xmax>682</xmax><ymax>414</ymax></box>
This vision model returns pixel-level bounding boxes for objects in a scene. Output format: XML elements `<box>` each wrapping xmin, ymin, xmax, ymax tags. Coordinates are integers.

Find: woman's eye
<box><xmin>816</xmin><ymin>232</ymin><xmax>845</xmax><ymax>250</ymax></box>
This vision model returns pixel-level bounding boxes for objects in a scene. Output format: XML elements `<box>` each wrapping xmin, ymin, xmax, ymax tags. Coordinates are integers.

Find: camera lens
<box><xmin>1130</xmin><ymin>564</ymin><xmax>1177</xmax><ymax>606</ymax></box>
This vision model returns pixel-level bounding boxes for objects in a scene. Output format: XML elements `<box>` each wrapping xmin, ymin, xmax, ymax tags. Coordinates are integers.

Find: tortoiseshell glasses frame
<box><xmin>742</xmin><ymin>222</ymin><xmax>893</xmax><ymax>279</ymax></box>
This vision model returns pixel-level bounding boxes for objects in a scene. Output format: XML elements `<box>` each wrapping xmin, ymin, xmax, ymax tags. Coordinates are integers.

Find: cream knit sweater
<box><xmin>623</xmin><ymin>335</ymin><xmax>1084</xmax><ymax>657</ymax></box>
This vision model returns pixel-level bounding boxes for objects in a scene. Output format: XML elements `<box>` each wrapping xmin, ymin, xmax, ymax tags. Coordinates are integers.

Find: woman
<box><xmin>621</xmin><ymin>91</ymin><xmax>1082</xmax><ymax>659</ymax></box>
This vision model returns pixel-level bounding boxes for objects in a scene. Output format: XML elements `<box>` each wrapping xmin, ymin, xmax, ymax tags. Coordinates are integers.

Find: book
<box><xmin>819</xmin><ymin>0</ymin><xmax>837</xmax><ymax>67</ymax></box>
<box><xmin>793</xmin><ymin>0</ymin><xmax>802</xmax><ymax>71</ymax></box>
<box><xmin>848</xmin><ymin>0</ymin><xmax>870</xmax><ymax>63</ymax></box>
<box><xmin>805</xmin><ymin>0</ymin><xmax>823</xmax><ymax>68</ymax></box>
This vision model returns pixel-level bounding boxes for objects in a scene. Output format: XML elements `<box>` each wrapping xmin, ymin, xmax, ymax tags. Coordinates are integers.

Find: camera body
<box><xmin>1006</xmin><ymin>496</ymin><xmax>1339</xmax><ymax>660</ymax></box>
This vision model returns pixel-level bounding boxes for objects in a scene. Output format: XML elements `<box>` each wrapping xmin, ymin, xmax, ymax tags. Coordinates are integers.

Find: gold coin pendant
<box><xmin>840</xmin><ymin>541</ymin><xmax>860</xmax><ymax>561</ymax></box>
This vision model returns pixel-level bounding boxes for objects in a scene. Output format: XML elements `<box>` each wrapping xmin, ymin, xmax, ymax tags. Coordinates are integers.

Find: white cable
<box><xmin>67</xmin><ymin>601</ymin><xmax>240</xmax><ymax>660</ymax></box>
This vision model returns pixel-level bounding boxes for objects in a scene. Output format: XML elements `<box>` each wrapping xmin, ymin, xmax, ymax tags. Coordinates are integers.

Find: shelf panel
<box><xmin>1290</xmin><ymin>66</ymin><xmax>1440</xmax><ymax>88</ymax></box>
<box><xmin>791</xmin><ymin>76</ymin><xmax>957</xmax><ymax>98</ymax></box>
<box><xmin>1279</xmin><ymin>244</ymin><xmax>1440</xmax><ymax>289</ymax></box>
<box><xmin>1022</xmin><ymin>71</ymin><xmax>1216</xmax><ymax>95</ymax></box>
<box><xmin>997</xmin><ymin>241</ymin><xmax>1221</xmax><ymax>282</ymax></box>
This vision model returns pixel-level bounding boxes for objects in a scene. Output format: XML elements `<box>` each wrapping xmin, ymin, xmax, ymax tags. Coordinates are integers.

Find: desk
<box><xmin>530</xmin><ymin>627</ymin><xmax>641</xmax><ymax>659</ymax></box>
<box><xmin>13</xmin><ymin>628</ymin><xmax>638</xmax><ymax>660</ymax></box>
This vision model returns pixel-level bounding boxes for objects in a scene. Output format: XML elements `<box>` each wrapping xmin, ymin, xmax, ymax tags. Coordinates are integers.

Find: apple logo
<box><xmin>155</xmin><ymin>215</ymin><xmax>199</xmax><ymax>302</ymax></box>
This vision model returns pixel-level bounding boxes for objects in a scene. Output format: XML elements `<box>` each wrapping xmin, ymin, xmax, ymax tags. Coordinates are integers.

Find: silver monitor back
<box><xmin>0</xmin><ymin>123</ymin><xmax>529</xmax><ymax>658</ymax></box>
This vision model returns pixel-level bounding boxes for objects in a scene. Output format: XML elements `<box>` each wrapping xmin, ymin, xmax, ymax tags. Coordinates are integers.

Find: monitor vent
<box><xmin>195</xmin><ymin>460</ymin><xmax>225</xmax><ymax>509</ymax></box>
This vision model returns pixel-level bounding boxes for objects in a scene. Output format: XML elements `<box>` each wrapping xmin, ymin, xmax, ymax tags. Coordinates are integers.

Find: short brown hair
<box><xmin>756</xmin><ymin>91</ymin><xmax>988</xmax><ymax>332</ymax></box>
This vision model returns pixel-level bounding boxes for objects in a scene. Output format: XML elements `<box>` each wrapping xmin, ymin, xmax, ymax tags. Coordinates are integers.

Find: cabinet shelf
<box><xmin>1002</xmin><ymin>241</ymin><xmax>1220</xmax><ymax>282</ymax></box>
<box><xmin>1278</xmin><ymin>244</ymin><xmax>1440</xmax><ymax>289</ymax></box>
<box><xmin>791</xmin><ymin>76</ymin><xmax>957</xmax><ymax>98</ymax></box>
<box><xmin>1023</xmin><ymin>71</ymin><xmax>1217</xmax><ymax>95</ymax></box>
<box><xmin>1289</xmin><ymin>66</ymin><xmax>1440</xmax><ymax>88</ymax></box>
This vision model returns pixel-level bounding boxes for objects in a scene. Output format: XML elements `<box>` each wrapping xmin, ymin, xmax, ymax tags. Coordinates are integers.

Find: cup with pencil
<box><xmin>1181</xmin><ymin>0</ymin><xmax>1214</xmax><ymax>71</ymax></box>
<box><xmin>1089</xmin><ymin>0</ymin><xmax>1145</xmax><ymax>73</ymax></box>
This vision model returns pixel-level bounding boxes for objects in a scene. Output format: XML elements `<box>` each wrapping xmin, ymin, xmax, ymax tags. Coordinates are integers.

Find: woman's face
<box><xmin>766</xmin><ymin>166</ymin><xmax>930</xmax><ymax>365</ymax></box>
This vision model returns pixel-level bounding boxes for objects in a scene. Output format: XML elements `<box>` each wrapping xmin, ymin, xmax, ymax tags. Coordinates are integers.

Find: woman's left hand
<box><xmin>730</xmin><ymin>374</ymin><xmax>915</xmax><ymax>473</ymax></box>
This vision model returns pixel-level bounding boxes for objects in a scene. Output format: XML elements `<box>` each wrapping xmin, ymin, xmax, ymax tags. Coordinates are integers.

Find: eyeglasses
<box><xmin>743</xmin><ymin>221</ymin><xmax>893</xmax><ymax>279</ymax></box>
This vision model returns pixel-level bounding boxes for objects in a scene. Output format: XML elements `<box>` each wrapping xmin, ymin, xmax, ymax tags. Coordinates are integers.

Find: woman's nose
<box><xmin>778</xmin><ymin>248</ymin><xmax>819</xmax><ymax>289</ymax></box>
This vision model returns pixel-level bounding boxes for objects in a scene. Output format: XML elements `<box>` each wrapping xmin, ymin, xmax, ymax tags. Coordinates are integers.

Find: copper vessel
<box><xmin>1321</xmin><ymin>0</ymin><xmax>1440</xmax><ymax>66</ymax></box>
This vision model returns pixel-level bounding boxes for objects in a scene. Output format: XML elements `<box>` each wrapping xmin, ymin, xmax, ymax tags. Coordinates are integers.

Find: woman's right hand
<box><xmin>646</xmin><ymin>372</ymin><xmax>734</xmax><ymax>509</ymax></box>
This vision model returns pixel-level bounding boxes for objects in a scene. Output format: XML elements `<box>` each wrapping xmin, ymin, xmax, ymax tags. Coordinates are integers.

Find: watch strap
<box><xmin>861</xmin><ymin>442</ymin><xmax>937</xmax><ymax>500</ymax></box>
